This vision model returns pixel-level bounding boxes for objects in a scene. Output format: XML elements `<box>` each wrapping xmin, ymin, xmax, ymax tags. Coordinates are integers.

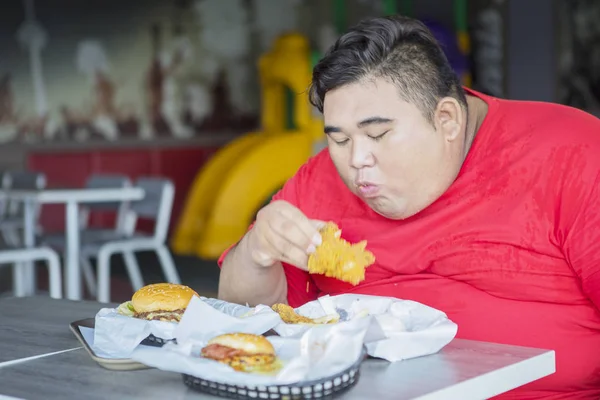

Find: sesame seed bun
<box><xmin>208</xmin><ymin>333</ymin><xmax>275</xmax><ymax>356</ymax></box>
<box><xmin>131</xmin><ymin>283</ymin><xmax>198</xmax><ymax>313</ymax></box>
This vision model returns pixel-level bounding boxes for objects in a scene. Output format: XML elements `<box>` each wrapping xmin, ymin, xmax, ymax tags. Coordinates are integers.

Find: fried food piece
<box><xmin>272</xmin><ymin>303</ymin><xmax>339</xmax><ymax>325</ymax></box>
<box><xmin>307</xmin><ymin>222</ymin><xmax>375</xmax><ymax>285</ymax></box>
<box><xmin>272</xmin><ymin>303</ymin><xmax>315</xmax><ymax>324</ymax></box>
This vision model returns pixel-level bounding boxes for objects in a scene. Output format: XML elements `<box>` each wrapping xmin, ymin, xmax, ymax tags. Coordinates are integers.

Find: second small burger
<box><xmin>117</xmin><ymin>282</ymin><xmax>198</xmax><ymax>323</ymax></box>
<box><xmin>200</xmin><ymin>333</ymin><xmax>282</xmax><ymax>374</ymax></box>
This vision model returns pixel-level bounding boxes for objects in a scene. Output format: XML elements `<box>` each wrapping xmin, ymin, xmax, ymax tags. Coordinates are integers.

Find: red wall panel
<box><xmin>92</xmin><ymin>150</ymin><xmax>156</xmax><ymax>177</ymax></box>
<box><xmin>27</xmin><ymin>145</ymin><xmax>221</xmax><ymax>236</ymax></box>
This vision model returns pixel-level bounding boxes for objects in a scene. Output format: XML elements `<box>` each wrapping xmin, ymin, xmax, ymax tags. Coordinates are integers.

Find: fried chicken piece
<box><xmin>272</xmin><ymin>303</ymin><xmax>315</xmax><ymax>324</ymax></box>
<box><xmin>271</xmin><ymin>303</ymin><xmax>339</xmax><ymax>325</ymax></box>
<box><xmin>307</xmin><ymin>222</ymin><xmax>375</xmax><ymax>285</ymax></box>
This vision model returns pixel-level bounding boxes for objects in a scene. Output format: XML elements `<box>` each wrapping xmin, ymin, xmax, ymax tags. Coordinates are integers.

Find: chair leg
<box><xmin>155</xmin><ymin>245</ymin><xmax>181</xmax><ymax>284</ymax></box>
<box><xmin>1</xmin><ymin>247</ymin><xmax>62</xmax><ymax>299</ymax></box>
<box><xmin>6</xmin><ymin>231</ymin><xmax>29</xmax><ymax>297</ymax></box>
<box><xmin>96</xmin><ymin>247</ymin><xmax>116</xmax><ymax>303</ymax></box>
<box><xmin>0</xmin><ymin>229</ymin><xmax>10</xmax><ymax>247</ymax></box>
<box><xmin>11</xmin><ymin>262</ymin><xmax>27</xmax><ymax>297</ymax></box>
<box><xmin>3</xmin><ymin>228</ymin><xmax>21</xmax><ymax>247</ymax></box>
<box><xmin>123</xmin><ymin>251</ymin><xmax>144</xmax><ymax>292</ymax></box>
<box><xmin>80</xmin><ymin>256</ymin><xmax>97</xmax><ymax>298</ymax></box>
<box><xmin>43</xmin><ymin>249</ymin><xmax>63</xmax><ymax>299</ymax></box>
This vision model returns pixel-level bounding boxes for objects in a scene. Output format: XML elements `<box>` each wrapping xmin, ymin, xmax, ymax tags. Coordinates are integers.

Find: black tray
<box><xmin>182</xmin><ymin>347</ymin><xmax>367</xmax><ymax>400</ymax></box>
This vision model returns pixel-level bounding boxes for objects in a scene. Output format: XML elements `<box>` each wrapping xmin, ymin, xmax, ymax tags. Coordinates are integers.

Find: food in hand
<box><xmin>272</xmin><ymin>303</ymin><xmax>340</xmax><ymax>325</ymax></box>
<box><xmin>116</xmin><ymin>283</ymin><xmax>198</xmax><ymax>323</ymax></box>
<box><xmin>200</xmin><ymin>333</ymin><xmax>282</xmax><ymax>374</ymax></box>
<box><xmin>308</xmin><ymin>222</ymin><xmax>375</xmax><ymax>285</ymax></box>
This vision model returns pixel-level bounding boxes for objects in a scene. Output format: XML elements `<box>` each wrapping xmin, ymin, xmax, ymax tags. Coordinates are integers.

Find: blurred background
<box><xmin>0</xmin><ymin>0</ymin><xmax>598</xmax><ymax>302</ymax></box>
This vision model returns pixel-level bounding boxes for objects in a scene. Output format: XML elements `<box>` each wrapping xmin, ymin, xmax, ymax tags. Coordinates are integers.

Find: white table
<box><xmin>0</xmin><ymin>297</ymin><xmax>556</xmax><ymax>400</ymax></box>
<box><xmin>349</xmin><ymin>339</ymin><xmax>555</xmax><ymax>399</ymax></box>
<box><xmin>2</xmin><ymin>188</ymin><xmax>144</xmax><ymax>300</ymax></box>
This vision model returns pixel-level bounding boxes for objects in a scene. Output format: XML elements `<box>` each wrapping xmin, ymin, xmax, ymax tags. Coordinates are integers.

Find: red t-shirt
<box><xmin>219</xmin><ymin>89</ymin><xmax>600</xmax><ymax>399</ymax></box>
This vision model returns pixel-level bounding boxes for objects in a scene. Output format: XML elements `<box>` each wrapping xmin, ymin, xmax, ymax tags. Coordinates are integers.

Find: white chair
<box><xmin>0</xmin><ymin>170</ymin><xmax>46</xmax><ymax>248</ymax></box>
<box><xmin>0</xmin><ymin>171</ymin><xmax>46</xmax><ymax>296</ymax></box>
<box><xmin>0</xmin><ymin>247</ymin><xmax>63</xmax><ymax>299</ymax></box>
<box><xmin>78</xmin><ymin>174</ymin><xmax>134</xmax><ymax>234</ymax></box>
<box><xmin>86</xmin><ymin>178</ymin><xmax>181</xmax><ymax>303</ymax></box>
<box><xmin>41</xmin><ymin>174</ymin><xmax>132</xmax><ymax>297</ymax></box>
<box><xmin>0</xmin><ymin>171</ymin><xmax>9</xmax><ymax>220</ymax></box>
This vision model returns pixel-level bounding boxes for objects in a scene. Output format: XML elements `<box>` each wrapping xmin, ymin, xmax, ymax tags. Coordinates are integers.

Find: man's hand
<box><xmin>246</xmin><ymin>200</ymin><xmax>325</xmax><ymax>269</ymax></box>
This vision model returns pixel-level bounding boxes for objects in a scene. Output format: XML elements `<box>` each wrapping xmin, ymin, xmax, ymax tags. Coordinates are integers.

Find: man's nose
<box><xmin>350</xmin><ymin>140</ymin><xmax>375</xmax><ymax>169</ymax></box>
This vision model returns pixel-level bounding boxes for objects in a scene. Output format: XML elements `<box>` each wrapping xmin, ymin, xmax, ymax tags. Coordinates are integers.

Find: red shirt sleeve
<box><xmin>217</xmin><ymin>160</ymin><xmax>319</xmax><ymax>307</ymax></box>
<box><xmin>563</xmin><ymin>172</ymin><xmax>600</xmax><ymax>310</ymax></box>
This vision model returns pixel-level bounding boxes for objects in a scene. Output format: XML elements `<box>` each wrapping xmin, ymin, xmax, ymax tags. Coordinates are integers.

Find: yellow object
<box><xmin>171</xmin><ymin>33</ymin><xmax>324</xmax><ymax>259</ymax></box>
<box><xmin>271</xmin><ymin>303</ymin><xmax>340</xmax><ymax>325</ymax></box>
<box><xmin>462</xmin><ymin>72</ymin><xmax>473</xmax><ymax>88</ymax></box>
<box><xmin>307</xmin><ymin>222</ymin><xmax>375</xmax><ymax>286</ymax></box>
<box><xmin>457</xmin><ymin>31</ymin><xmax>471</xmax><ymax>54</ymax></box>
<box><xmin>170</xmin><ymin>133</ymin><xmax>264</xmax><ymax>255</ymax></box>
<box><xmin>456</xmin><ymin>31</ymin><xmax>472</xmax><ymax>88</ymax></box>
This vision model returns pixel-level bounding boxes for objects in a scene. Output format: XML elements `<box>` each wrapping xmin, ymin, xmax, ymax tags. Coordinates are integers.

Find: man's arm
<box><xmin>559</xmin><ymin>114</ymin><xmax>600</xmax><ymax>310</ymax></box>
<box><xmin>218</xmin><ymin>230</ymin><xmax>288</xmax><ymax>306</ymax></box>
<box><xmin>563</xmin><ymin>172</ymin><xmax>600</xmax><ymax>310</ymax></box>
<box><xmin>216</xmin><ymin>156</ymin><xmax>325</xmax><ymax>307</ymax></box>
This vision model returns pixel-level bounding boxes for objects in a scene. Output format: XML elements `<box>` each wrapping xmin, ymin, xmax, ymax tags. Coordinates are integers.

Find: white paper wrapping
<box><xmin>93</xmin><ymin>296</ymin><xmax>281</xmax><ymax>358</ymax></box>
<box><xmin>93</xmin><ymin>294</ymin><xmax>457</xmax><ymax>365</ymax></box>
<box><xmin>130</xmin><ymin>303</ymin><xmax>371</xmax><ymax>386</ymax></box>
<box><xmin>272</xmin><ymin>294</ymin><xmax>458</xmax><ymax>362</ymax></box>
<box><xmin>93</xmin><ymin>309</ymin><xmax>178</xmax><ymax>358</ymax></box>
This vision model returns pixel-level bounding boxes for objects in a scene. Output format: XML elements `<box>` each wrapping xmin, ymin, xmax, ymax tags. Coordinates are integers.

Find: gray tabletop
<box><xmin>0</xmin><ymin>297</ymin><xmax>556</xmax><ymax>400</ymax></box>
<box><xmin>0</xmin><ymin>297</ymin><xmax>115</xmax><ymax>363</ymax></box>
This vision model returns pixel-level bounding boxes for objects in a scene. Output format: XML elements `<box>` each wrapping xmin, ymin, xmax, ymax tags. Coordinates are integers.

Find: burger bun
<box><xmin>208</xmin><ymin>333</ymin><xmax>275</xmax><ymax>356</ymax></box>
<box><xmin>131</xmin><ymin>283</ymin><xmax>198</xmax><ymax>313</ymax></box>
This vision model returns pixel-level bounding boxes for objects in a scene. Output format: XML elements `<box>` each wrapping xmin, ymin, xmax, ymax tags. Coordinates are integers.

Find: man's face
<box><xmin>323</xmin><ymin>77</ymin><xmax>467</xmax><ymax>220</ymax></box>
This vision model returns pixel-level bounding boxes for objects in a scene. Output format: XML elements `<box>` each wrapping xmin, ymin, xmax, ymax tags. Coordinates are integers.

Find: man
<box><xmin>218</xmin><ymin>16</ymin><xmax>600</xmax><ymax>399</ymax></box>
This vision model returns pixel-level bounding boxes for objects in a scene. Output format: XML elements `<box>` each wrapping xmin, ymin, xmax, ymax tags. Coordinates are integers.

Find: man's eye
<box><xmin>329</xmin><ymin>136</ymin><xmax>349</xmax><ymax>145</ymax></box>
<box><xmin>368</xmin><ymin>130</ymin><xmax>390</xmax><ymax>141</ymax></box>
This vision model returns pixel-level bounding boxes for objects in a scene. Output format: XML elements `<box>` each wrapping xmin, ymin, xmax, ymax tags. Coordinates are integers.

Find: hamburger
<box><xmin>116</xmin><ymin>283</ymin><xmax>198</xmax><ymax>323</ymax></box>
<box><xmin>200</xmin><ymin>333</ymin><xmax>281</xmax><ymax>374</ymax></box>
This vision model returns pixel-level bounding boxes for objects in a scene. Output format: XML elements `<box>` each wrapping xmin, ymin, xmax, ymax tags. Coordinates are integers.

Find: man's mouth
<box><xmin>355</xmin><ymin>182</ymin><xmax>380</xmax><ymax>198</ymax></box>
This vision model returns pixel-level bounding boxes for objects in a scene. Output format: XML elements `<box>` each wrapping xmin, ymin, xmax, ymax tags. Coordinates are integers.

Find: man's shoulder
<box><xmin>500</xmin><ymin>99</ymin><xmax>600</xmax><ymax>143</ymax></box>
<box><xmin>492</xmin><ymin>100</ymin><xmax>600</xmax><ymax>205</ymax></box>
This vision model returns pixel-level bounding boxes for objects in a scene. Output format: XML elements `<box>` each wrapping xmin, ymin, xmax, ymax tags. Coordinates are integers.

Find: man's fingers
<box><xmin>262</xmin><ymin>225</ymin><xmax>309</xmax><ymax>269</ymax></box>
<box><xmin>250</xmin><ymin>201</ymin><xmax>324</xmax><ymax>271</ymax></box>
<box><xmin>251</xmin><ymin>249</ymin><xmax>276</xmax><ymax>267</ymax></box>
<box><xmin>311</xmin><ymin>219</ymin><xmax>327</xmax><ymax>231</ymax></box>
<box><xmin>270</xmin><ymin>214</ymin><xmax>316</xmax><ymax>252</ymax></box>
<box><xmin>281</xmin><ymin>254</ymin><xmax>309</xmax><ymax>271</ymax></box>
<box><xmin>277</xmin><ymin>207</ymin><xmax>323</xmax><ymax>248</ymax></box>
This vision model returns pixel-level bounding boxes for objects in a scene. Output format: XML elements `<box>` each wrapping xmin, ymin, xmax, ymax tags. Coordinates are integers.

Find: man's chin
<box><xmin>364</xmin><ymin>198</ymin><xmax>411</xmax><ymax>220</ymax></box>
<box><xmin>348</xmin><ymin>185</ymin><xmax>411</xmax><ymax>219</ymax></box>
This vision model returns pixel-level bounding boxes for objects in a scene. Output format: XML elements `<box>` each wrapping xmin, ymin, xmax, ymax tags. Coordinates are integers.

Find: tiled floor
<box><xmin>0</xmin><ymin>250</ymin><xmax>221</xmax><ymax>302</ymax></box>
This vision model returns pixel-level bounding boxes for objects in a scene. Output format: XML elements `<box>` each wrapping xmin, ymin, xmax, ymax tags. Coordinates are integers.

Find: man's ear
<box><xmin>434</xmin><ymin>97</ymin><xmax>463</xmax><ymax>142</ymax></box>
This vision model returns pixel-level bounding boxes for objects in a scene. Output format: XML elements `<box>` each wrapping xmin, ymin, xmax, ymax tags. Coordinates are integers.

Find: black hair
<box><xmin>309</xmin><ymin>15</ymin><xmax>467</xmax><ymax>122</ymax></box>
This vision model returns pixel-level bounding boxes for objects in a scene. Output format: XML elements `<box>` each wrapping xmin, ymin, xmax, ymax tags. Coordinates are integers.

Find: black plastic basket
<box><xmin>140</xmin><ymin>334</ymin><xmax>175</xmax><ymax>347</ymax></box>
<box><xmin>182</xmin><ymin>347</ymin><xmax>367</xmax><ymax>400</ymax></box>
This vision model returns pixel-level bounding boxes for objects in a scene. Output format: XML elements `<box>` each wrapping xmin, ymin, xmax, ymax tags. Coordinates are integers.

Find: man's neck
<box><xmin>464</xmin><ymin>94</ymin><xmax>488</xmax><ymax>153</ymax></box>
